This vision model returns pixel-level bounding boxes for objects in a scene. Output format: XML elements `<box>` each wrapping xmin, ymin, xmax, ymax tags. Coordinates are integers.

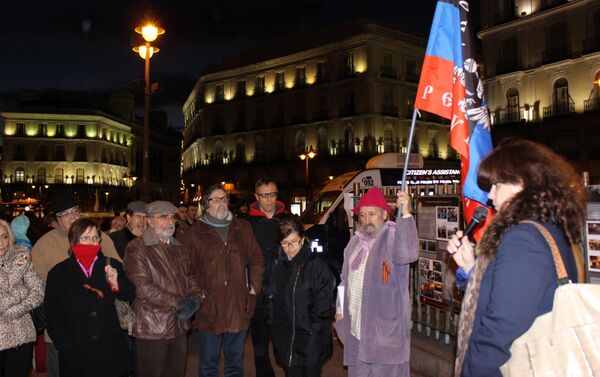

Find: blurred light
<box><xmin>135</xmin><ymin>24</ymin><xmax>165</xmax><ymax>42</ymax></box>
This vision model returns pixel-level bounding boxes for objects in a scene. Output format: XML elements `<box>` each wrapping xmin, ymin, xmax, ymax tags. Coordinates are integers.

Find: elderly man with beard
<box><xmin>124</xmin><ymin>201</ymin><xmax>203</xmax><ymax>377</ymax></box>
<box><xmin>333</xmin><ymin>187</ymin><xmax>418</xmax><ymax>377</ymax></box>
<box><xmin>180</xmin><ymin>184</ymin><xmax>264</xmax><ymax>377</ymax></box>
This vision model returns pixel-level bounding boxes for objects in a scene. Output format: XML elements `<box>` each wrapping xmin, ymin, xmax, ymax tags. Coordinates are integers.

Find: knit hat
<box><xmin>127</xmin><ymin>201</ymin><xmax>147</xmax><ymax>215</ymax></box>
<box><xmin>352</xmin><ymin>187</ymin><xmax>391</xmax><ymax>216</ymax></box>
<box><xmin>146</xmin><ymin>201</ymin><xmax>178</xmax><ymax>217</ymax></box>
<box><xmin>50</xmin><ymin>192</ymin><xmax>78</xmax><ymax>214</ymax></box>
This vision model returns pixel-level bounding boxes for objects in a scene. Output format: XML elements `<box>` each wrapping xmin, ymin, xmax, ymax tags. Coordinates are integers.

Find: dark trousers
<box><xmin>197</xmin><ymin>330</ymin><xmax>246</xmax><ymax>377</ymax></box>
<box><xmin>250</xmin><ymin>301</ymin><xmax>275</xmax><ymax>377</ymax></box>
<box><xmin>0</xmin><ymin>342</ymin><xmax>33</xmax><ymax>377</ymax></box>
<box><xmin>283</xmin><ymin>363</ymin><xmax>323</xmax><ymax>377</ymax></box>
<box><xmin>136</xmin><ymin>335</ymin><xmax>187</xmax><ymax>377</ymax></box>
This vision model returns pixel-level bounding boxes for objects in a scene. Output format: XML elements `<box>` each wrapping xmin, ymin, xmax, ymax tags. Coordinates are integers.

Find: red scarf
<box><xmin>71</xmin><ymin>244</ymin><xmax>100</xmax><ymax>270</ymax></box>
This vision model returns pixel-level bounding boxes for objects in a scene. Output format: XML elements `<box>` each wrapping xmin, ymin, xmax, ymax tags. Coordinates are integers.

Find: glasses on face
<box><xmin>256</xmin><ymin>192</ymin><xmax>278</xmax><ymax>200</ymax></box>
<box><xmin>79</xmin><ymin>236</ymin><xmax>101</xmax><ymax>243</ymax></box>
<box><xmin>280</xmin><ymin>238</ymin><xmax>302</xmax><ymax>248</ymax></box>
<box><xmin>57</xmin><ymin>207</ymin><xmax>80</xmax><ymax>219</ymax></box>
<box><xmin>208</xmin><ymin>196</ymin><xmax>229</xmax><ymax>205</ymax></box>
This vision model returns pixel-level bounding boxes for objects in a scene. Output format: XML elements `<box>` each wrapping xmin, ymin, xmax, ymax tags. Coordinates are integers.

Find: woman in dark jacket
<box><xmin>267</xmin><ymin>216</ymin><xmax>336</xmax><ymax>377</ymax></box>
<box><xmin>45</xmin><ymin>218</ymin><xmax>135</xmax><ymax>377</ymax></box>
<box><xmin>448</xmin><ymin>139</ymin><xmax>586</xmax><ymax>377</ymax></box>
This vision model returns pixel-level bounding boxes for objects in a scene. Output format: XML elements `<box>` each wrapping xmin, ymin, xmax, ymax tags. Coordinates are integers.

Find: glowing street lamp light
<box><xmin>133</xmin><ymin>22</ymin><xmax>164</xmax><ymax>200</ymax></box>
<box><xmin>299</xmin><ymin>145</ymin><xmax>317</xmax><ymax>201</ymax></box>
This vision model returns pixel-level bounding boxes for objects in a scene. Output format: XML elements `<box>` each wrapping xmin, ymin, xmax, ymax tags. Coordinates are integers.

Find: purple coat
<box><xmin>334</xmin><ymin>217</ymin><xmax>418</xmax><ymax>367</ymax></box>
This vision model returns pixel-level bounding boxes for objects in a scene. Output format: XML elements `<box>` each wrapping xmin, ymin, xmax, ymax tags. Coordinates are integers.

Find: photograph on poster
<box><xmin>589</xmin><ymin>222</ymin><xmax>600</xmax><ymax>236</ymax></box>
<box><xmin>589</xmin><ymin>255</ymin><xmax>600</xmax><ymax>271</ymax></box>
<box><xmin>589</xmin><ymin>240</ymin><xmax>600</xmax><ymax>251</ymax></box>
<box><xmin>419</xmin><ymin>256</ymin><xmax>444</xmax><ymax>302</ymax></box>
<box><xmin>435</xmin><ymin>206</ymin><xmax>460</xmax><ymax>241</ymax></box>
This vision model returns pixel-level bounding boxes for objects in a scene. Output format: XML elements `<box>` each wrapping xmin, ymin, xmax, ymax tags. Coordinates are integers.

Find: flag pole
<box><xmin>398</xmin><ymin>108</ymin><xmax>419</xmax><ymax>218</ymax></box>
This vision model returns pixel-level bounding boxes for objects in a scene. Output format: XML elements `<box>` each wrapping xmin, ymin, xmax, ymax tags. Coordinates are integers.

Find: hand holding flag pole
<box><xmin>397</xmin><ymin>108</ymin><xmax>420</xmax><ymax>219</ymax></box>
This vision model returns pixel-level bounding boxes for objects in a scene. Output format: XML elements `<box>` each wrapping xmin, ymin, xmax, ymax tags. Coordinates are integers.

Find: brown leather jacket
<box><xmin>180</xmin><ymin>217</ymin><xmax>264</xmax><ymax>334</ymax></box>
<box><xmin>123</xmin><ymin>228</ymin><xmax>202</xmax><ymax>340</ymax></box>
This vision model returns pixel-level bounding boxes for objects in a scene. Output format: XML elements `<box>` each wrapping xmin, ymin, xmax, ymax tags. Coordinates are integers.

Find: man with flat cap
<box><xmin>124</xmin><ymin>201</ymin><xmax>203</xmax><ymax>377</ymax></box>
<box><xmin>334</xmin><ymin>187</ymin><xmax>418</xmax><ymax>377</ymax></box>
<box><xmin>31</xmin><ymin>192</ymin><xmax>121</xmax><ymax>377</ymax></box>
<box><xmin>110</xmin><ymin>201</ymin><xmax>147</xmax><ymax>259</ymax></box>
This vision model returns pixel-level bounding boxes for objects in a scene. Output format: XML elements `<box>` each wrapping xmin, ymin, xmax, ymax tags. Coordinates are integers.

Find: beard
<box><xmin>155</xmin><ymin>224</ymin><xmax>175</xmax><ymax>239</ymax></box>
<box><xmin>359</xmin><ymin>223</ymin><xmax>379</xmax><ymax>238</ymax></box>
<box><xmin>213</xmin><ymin>207</ymin><xmax>230</xmax><ymax>220</ymax></box>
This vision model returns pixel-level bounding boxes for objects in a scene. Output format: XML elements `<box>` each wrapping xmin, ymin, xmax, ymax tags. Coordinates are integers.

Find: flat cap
<box><xmin>50</xmin><ymin>192</ymin><xmax>78</xmax><ymax>214</ymax></box>
<box><xmin>127</xmin><ymin>201</ymin><xmax>147</xmax><ymax>214</ymax></box>
<box><xmin>146</xmin><ymin>201</ymin><xmax>178</xmax><ymax>217</ymax></box>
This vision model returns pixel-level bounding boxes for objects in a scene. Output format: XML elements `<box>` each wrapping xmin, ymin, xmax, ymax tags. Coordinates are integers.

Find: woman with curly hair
<box><xmin>447</xmin><ymin>138</ymin><xmax>586</xmax><ymax>377</ymax></box>
<box><xmin>0</xmin><ymin>218</ymin><xmax>45</xmax><ymax>377</ymax></box>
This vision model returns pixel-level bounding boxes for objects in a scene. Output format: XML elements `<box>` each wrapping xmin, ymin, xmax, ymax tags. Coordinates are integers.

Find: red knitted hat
<box><xmin>352</xmin><ymin>187</ymin><xmax>391</xmax><ymax>216</ymax></box>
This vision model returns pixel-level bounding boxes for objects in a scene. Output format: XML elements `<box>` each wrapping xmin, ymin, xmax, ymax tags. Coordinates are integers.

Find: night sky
<box><xmin>0</xmin><ymin>0</ymin><xmax>478</xmax><ymax>127</ymax></box>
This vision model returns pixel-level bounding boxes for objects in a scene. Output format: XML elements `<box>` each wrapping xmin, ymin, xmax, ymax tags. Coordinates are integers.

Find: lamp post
<box><xmin>133</xmin><ymin>22</ymin><xmax>164</xmax><ymax>200</ymax></box>
<box><xmin>105</xmin><ymin>191</ymin><xmax>110</xmax><ymax>211</ymax></box>
<box><xmin>298</xmin><ymin>145</ymin><xmax>316</xmax><ymax>202</ymax></box>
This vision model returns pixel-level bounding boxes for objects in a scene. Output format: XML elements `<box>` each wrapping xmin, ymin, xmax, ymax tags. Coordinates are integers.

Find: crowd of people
<box><xmin>0</xmin><ymin>138</ymin><xmax>586</xmax><ymax>377</ymax></box>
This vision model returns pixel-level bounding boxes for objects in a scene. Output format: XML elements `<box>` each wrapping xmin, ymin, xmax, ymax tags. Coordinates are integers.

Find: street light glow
<box><xmin>135</xmin><ymin>24</ymin><xmax>165</xmax><ymax>42</ymax></box>
<box><xmin>133</xmin><ymin>45</ymin><xmax>159</xmax><ymax>59</ymax></box>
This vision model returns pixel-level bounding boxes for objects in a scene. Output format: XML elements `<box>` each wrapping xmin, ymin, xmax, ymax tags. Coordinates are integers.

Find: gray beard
<box><xmin>155</xmin><ymin>225</ymin><xmax>175</xmax><ymax>239</ymax></box>
<box><xmin>359</xmin><ymin>223</ymin><xmax>380</xmax><ymax>238</ymax></box>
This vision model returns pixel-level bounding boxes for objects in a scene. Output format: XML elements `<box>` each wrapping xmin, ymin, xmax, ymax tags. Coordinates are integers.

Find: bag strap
<box><xmin>520</xmin><ymin>220</ymin><xmax>569</xmax><ymax>285</ymax></box>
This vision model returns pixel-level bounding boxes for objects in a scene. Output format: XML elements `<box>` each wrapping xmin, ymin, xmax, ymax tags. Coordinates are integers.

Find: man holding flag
<box><xmin>413</xmin><ymin>0</ymin><xmax>493</xmax><ymax>239</ymax></box>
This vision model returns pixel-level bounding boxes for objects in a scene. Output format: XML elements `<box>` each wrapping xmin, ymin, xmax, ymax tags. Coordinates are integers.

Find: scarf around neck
<box><xmin>200</xmin><ymin>211</ymin><xmax>233</xmax><ymax>227</ymax></box>
<box><xmin>351</xmin><ymin>230</ymin><xmax>376</xmax><ymax>270</ymax></box>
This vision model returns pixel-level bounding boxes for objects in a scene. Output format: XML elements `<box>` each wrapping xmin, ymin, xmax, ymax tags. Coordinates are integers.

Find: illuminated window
<box><xmin>255</xmin><ymin>77</ymin><xmax>265</xmax><ymax>94</ymax></box>
<box><xmin>15</xmin><ymin>168</ymin><xmax>25</xmax><ymax>183</ymax></box>
<box><xmin>295</xmin><ymin>67</ymin><xmax>306</xmax><ymax>86</ymax></box>
<box><xmin>275</xmin><ymin>72</ymin><xmax>285</xmax><ymax>91</ymax></box>
<box><xmin>76</xmin><ymin>168</ymin><xmax>85</xmax><ymax>184</ymax></box>
<box><xmin>384</xmin><ymin>125</ymin><xmax>393</xmax><ymax>152</ymax></box>
<box><xmin>55</xmin><ymin>168</ymin><xmax>64</xmax><ymax>184</ymax></box>
<box><xmin>506</xmin><ymin>88</ymin><xmax>520</xmax><ymax>122</ymax></box>
<box><xmin>36</xmin><ymin>168</ymin><xmax>46</xmax><ymax>183</ymax></box>
<box><xmin>215</xmin><ymin>85</ymin><xmax>225</xmax><ymax>102</ymax></box>
<box><xmin>343</xmin><ymin>52</ymin><xmax>355</xmax><ymax>76</ymax></box>
<box><xmin>38</xmin><ymin>124</ymin><xmax>47</xmax><ymax>136</ymax></box>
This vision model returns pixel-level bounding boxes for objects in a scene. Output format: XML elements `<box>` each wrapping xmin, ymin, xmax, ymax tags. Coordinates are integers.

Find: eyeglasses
<box><xmin>256</xmin><ymin>192</ymin><xmax>278</xmax><ymax>200</ymax></box>
<box><xmin>280</xmin><ymin>238</ymin><xmax>302</xmax><ymax>248</ymax></box>
<box><xmin>208</xmin><ymin>196</ymin><xmax>229</xmax><ymax>205</ymax></box>
<box><xmin>57</xmin><ymin>207</ymin><xmax>80</xmax><ymax>219</ymax></box>
<box><xmin>79</xmin><ymin>236</ymin><xmax>101</xmax><ymax>243</ymax></box>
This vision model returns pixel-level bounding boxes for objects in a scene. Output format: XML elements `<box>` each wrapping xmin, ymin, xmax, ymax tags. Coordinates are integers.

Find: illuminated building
<box><xmin>479</xmin><ymin>0</ymin><xmax>600</xmax><ymax>182</ymax></box>
<box><xmin>182</xmin><ymin>20</ymin><xmax>457</xmax><ymax>201</ymax></box>
<box><xmin>0</xmin><ymin>91</ymin><xmax>181</xmax><ymax>209</ymax></box>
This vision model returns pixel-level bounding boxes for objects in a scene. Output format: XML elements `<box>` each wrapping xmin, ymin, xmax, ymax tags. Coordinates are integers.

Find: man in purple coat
<box><xmin>334</xmin><ymin>187</ymin><xmax>418</xmax><ymax>377</ymax></box>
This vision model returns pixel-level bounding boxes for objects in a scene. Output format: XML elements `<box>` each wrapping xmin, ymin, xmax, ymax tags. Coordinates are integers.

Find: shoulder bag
<box><xmin>500</xmin><ymin>220</ymin><xmax>600</xmax><ymax>377</ymax></box>
<box><xmin>106</xmin><ymin>257</ymin><xmax>136</xmax><ymax>336</ymax></box>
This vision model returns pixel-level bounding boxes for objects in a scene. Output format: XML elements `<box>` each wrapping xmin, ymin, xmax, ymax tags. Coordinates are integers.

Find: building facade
<box><xmin>479</xmin><ymin>0</ymin><xmax>600</xmax><ymax>183</ymax></box>
<box><xmin>182</xmin><ymin>20</ymin><xmax>457</xmax><ymax>203</ymax></box>
<box><xmin>0</xmin><ymin>91</ymin><xmax>181</xmax><ymax>211</ymax></box>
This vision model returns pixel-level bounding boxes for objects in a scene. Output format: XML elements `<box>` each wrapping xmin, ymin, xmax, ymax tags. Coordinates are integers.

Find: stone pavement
<box><xmin>32</xmin><ymin>329</ymin><xmax>453</xmax><ymax>377</ymax></box>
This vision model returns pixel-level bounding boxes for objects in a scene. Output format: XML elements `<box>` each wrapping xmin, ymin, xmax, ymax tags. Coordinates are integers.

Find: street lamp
<box><xmin>105</xmin><ymin>191</ymin><xmax>110</xmax><ymax>211</ymax></box>
<box><xmin>299</xmin><ymin>145</ymin><xmax>317</xmax><ymax>201</ymax></box>
<box><xmin>133</xmin><ymin>22</ymin><xmax>165</xmax><ymax>200</ymax></box>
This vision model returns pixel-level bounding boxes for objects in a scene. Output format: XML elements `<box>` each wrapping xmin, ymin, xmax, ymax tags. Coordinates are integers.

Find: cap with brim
<box><xmin>127</xmin><ymin>201</ymin><xmax>147</xmax><ymax>215</ymax></box>
<box><xmin>50</xmin><ymin>192</ymin><xmax>78</xmax><ymax>214</ymax></box>
<box><xmin>146</xmin><ymin>201</ymin><xmax>178</xmax><ymax>217</ymax></box>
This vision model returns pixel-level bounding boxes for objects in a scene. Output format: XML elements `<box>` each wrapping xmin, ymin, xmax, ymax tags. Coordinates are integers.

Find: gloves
<box><xmin>175</xmin><ymin>296</ymin><xmax>200</xmax><ymax>322</ymax></box>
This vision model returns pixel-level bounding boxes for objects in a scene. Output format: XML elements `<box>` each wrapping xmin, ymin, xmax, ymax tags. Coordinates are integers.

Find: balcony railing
<box><xmin>543</xmin><ymin>101</ymin><xmax>575</xmax><ymax>118</ymax></box>
<box><xmin>584</xmin><ymin>98</ymin><xmax>600</xmax><ymax>113</ymax></box>
<box><xmin>583</xmin><ymin>37</ymin><xmax>600</xmax><ymax>55</ymax></box>
<box><xmin>493</xmin><ymin>107</ymin><xmax>522</xmax><ymax>124</ymax></box>
<box><xmin>381</xmin><ymin>104</ymin><xmax>399</xmax><ymax>117</ymax></box>
<box><xmin>542</xmin><ymin>45</ymin><xmax>571</xmax><ymax>65</ymax></box>
<box><xmin>379</xmin><ymin>66</ymin><xmax>398</xmax><ymax>79</ymax></box>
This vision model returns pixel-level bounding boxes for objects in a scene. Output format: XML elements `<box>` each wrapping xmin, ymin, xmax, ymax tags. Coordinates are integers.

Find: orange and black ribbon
<box><xmin>83</xmin><ymin>283</ymin><xmax>105</xmax><ymax>299</ymax></box>
<box><xmin>382</xmin><ymin>260</ymin><xmax>391</xmax><ymax>285</ymax></box>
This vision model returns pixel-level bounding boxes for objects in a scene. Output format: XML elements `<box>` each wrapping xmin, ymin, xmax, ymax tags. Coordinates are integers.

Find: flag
<box><xmin>414</xmin><ymin>0</ymin><xmax>493</xmax><ymax>239</ymax></box>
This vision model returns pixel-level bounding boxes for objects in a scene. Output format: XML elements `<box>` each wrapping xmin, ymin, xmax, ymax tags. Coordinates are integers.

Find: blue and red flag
<box><xmin>414</xmin><ymin>0</ymin><xmax>493</xmax><ymax>239</ymax></box>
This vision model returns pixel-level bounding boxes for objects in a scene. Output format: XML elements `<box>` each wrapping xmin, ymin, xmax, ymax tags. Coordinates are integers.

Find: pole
<box><xmin>398</xmin><ymin>108</ymin><xmax>419</xmax><ymax>218</ymax></box>
<box><xmin>142</xmin><ymin>41</ymin><xmax>151</xmax><ymax>201</ymax></box>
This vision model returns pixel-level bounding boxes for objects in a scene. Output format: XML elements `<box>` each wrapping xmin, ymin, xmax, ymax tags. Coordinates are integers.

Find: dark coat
<box><xmin>44</xmin><ymin>252</ymin><xmax>135</xmax><ymax>377</ymax></box>
<box><xmin>246</xmin><ymin>201</ymin><xmax>288</xmax><ymax>275</ymax></box>
<box><xmin>179</xmin><ymin>217</ymin><xmax>265</xmax><ymax>334</ymax></box>
<box><xmin>266</xmin><ymin>247</ymin><xmax>336</xmax><ymax>367</ymax></box>
<box><xmin>109</xmin><ymin>226</ymin><xmax>137</xmax><ymax>260</ymax></box>
<box><xmin>461</xmin><ymin>221</ymin><xmax>578</xmax><ymax>377</ymax></box>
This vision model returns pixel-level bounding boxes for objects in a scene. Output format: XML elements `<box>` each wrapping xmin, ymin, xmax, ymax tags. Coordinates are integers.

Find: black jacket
<box><xmin>266</xmin><ymin>247</ymin><xmax>336</xmax><ymax>367</ymax></box>
<box><xmin>109</xmin><ymin>226</ymin><xmax>137</xmax><ymax>260</ymax></box>
<box><xmin>45</xmin><ymin>252</ymin><xmax>135</xmax><ymax>377</ymax></box>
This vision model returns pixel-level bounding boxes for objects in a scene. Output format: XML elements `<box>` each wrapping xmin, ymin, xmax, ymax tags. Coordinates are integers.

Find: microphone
<box><xmin>463</xmin><ymin>206</ymin><xmax>488</xmax><ymax>238</ymax></box>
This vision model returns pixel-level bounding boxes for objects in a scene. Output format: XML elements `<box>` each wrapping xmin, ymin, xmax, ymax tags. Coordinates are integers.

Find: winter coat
<box><xmin>460</xmin><ymin>221</ymin><xmax>578</xmax><ymax>377</ymax></box>
<box><xmin>109</xmin><ymin>226</ymin><xmax>137</xmax><ymax>260</ymax></box>
<box><xmin>266</xmin><ymin>247</ymin><xmax>336</xmax><ymax>367</ymax></box>
<box><xmin>179</xmin><ymin>217</ymin><xmax>265</xmax><ymax>334</ymax></box>
<box><xmin>333</xmin><ymin>217</ymin><xmax>418</xmax><ymax>367</ymax></box>
<box><xmin>44</xmin><ymin>252</ymin><xmax>135</xmax><ymax>377</ymax></box>
<box><xmin>0</xmin><ymin>246</ymin><xmax>44</xmax><ymax>351</ymax></box>
<box><xmin>123</xmin><ymin>228</ymin><xmax>202</xmax><ymax>340</ymax></box>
